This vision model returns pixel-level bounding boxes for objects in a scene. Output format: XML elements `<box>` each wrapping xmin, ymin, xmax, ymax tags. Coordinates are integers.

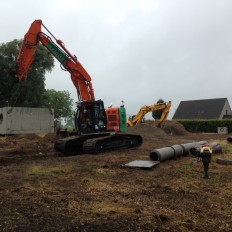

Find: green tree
<box><xmin>0</xmin><ymin>39</ymin><xmax>54</xmax><ymax>107</ymax></box>
<box><xmin>64</xmin><ymin>115</ymin><xmax>75</xmax><ymax>130</ymax></box>
<box><xmin>152</xmin><ymin>98</ymin><xmax>165</xmax><ymax>120</ymax></box>
<box><xmin>42</xmin><ymin>89</ymin><xmax>74</xmax><ymax>127</ymax></box>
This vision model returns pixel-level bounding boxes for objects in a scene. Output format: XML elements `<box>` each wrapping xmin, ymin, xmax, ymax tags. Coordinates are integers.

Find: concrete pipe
<box><xmin>180</xmin><ymin>141</ymin><xmax>208</xmax><ymax>156</ymax></box>
<box><xmin>209</xmin><ymin>142</ymin><xmax>222</xmax><ymax>154</ymax></box>
<box><xmin>189</xmin><ymin>146</ymin><xmax>201</xmax><ymax>156</ymax></box>
<box><xmin>227</xmin><ymin>136</ymin><xmax>232</xmax><ymax>143</ymax></box>
<box><xmin>216</xmin><ymin>158</ymin><xmax>232</xmax><ymax>165</ymax></box>
<box><xmin>150</xmin><ymin>141</ymin><xmax>208</xmax><ymax>162</ymax></box>
<box><xmin>150</xmin><ymin>147</ymin><xmax>175</xmax><ymax>162</ymax></box>
<box><xmin>190</xmin><ymin>142</ymin><xmax>222</xmax><ymax>156</ymax></box>
<box><xmin>171</xmin><ymin>144</ymin><xmax>184</xmax><ymax>159</ymax></box>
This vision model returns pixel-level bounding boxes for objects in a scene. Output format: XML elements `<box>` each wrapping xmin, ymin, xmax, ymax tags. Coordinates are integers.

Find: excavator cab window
<box><xmin>93</xmin><ymin>102</ymin><xmax>107</xmax><ymax>131</ymax></box>
<box><xmin>75</xmin><ymin>100</ymin><xmax>107</xmax><ymax>134</ymax></box>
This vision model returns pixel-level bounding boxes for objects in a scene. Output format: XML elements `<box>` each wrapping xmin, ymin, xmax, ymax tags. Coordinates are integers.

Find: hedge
<box><xmin>175</xmin><ymin>119</ymin><xmax>232</xmax><ymax>133</ymax></box>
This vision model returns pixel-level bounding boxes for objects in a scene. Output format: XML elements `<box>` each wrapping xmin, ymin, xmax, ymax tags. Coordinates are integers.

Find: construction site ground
<box><xmin>0</xmin><ymin>120</ymin><xmax>231</xmax><ymax>232</ymax></box>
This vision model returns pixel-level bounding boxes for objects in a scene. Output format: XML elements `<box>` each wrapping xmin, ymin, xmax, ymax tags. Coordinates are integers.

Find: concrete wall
<box><xmin>0</xmin><ymin>107</ymin><xmax>54</xmax><ymax>134</ymax></box>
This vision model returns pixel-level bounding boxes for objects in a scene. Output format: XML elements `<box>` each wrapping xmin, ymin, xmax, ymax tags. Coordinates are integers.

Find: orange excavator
<box><xmin>16</xmin><ymin>19</ymin><xmax>142</xmax><ymax>155</ymax></box>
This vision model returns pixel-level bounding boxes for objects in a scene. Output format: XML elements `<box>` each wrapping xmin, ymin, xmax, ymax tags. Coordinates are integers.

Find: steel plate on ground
<box><xmin>124</xmin><ymin>160</ymin><xmax>160</xmax><ymax>169</ymax></box>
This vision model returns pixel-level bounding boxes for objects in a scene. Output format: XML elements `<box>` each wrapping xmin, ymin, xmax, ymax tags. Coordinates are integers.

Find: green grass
<box><xmin>221</xmin><ymin>144</ymin><xmax>232</xmax><ymax>159</ymax></box>
<box><xmin>24</xmin><ymin>164</ymin><xmax>70</xmax><ymax>177</ymax></box>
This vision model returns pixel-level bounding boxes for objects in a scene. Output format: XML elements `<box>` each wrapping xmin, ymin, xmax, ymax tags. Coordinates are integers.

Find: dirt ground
<box><xmin>0</xmin><ymin>120</ymin><xmax>231</xmax><ymax>232</ymax></box>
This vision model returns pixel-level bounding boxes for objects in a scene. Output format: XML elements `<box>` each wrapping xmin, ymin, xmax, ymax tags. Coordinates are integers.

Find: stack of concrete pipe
<box><xmin>150</xmin><ymin>141</ymin><xmax>209</xmax><ymax>162</ymax></box>
<box><xmin>189</xmin><ymin>142</ymin><xmax>222</xmax><ymax>156</ymax></box>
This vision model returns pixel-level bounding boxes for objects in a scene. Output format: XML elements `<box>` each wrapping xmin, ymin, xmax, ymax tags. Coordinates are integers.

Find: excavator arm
<box><xmin>16</xmin><ymin>19</ymin><xmax>109</xmax><ymax>135</ymax></box>
<box><xmin>127</xmin><ymin>101</ymin><xmax>172</xmax><ymax>128</ymax></box>
<box><xmin>16</xmin><ymin>19</ymin><xmax>95</xmax><ymax>101</ymax></box>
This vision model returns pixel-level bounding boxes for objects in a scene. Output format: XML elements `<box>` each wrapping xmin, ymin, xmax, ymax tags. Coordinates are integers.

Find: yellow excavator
<box><xmin>127</xmin><ymin>101</ymin><xmax>172</xmax><ymax>128</ymax></box>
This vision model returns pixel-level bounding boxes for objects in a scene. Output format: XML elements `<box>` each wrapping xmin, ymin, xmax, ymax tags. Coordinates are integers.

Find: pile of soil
<box><xmin>127</xmin><ymin>123</ymin><xmax>170</xmax><ymax>141</ymax></box>
<box><xmin>127</xmin><ymin>120</ymin><xmax>189</xmax><ymax>140</ymax></box>
<box><xmin>163</xmin><ymin>120</ymin><xmax>190</xmax><ymax>135</ymax></box>
<box><xmin>145</xmin><ymin>119</ymin><xmax>190</xmax><ymax>135</ymax></box>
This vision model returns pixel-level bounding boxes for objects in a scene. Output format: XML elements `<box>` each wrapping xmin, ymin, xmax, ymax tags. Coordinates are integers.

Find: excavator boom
<box><xmin>16</xmin><ymin>20</ymin><xmax>41</xmax><ymax>80</ymax></box>
<box><xmin>16</xmin><ymin>19</ymin><xmax>94</xmax><ymax>101</ymax></box>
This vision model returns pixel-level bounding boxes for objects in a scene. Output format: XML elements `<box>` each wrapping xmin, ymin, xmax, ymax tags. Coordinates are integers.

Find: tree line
<box><xmin>0</xmin><ymin>39</ymin><xmax>74</xmax><ymax>127</ymax></box>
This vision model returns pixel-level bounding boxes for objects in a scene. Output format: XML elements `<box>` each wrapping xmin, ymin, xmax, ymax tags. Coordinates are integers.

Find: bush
<box><xmin>175</xmin><ymin>119</ymin><xmax>232</xmax><ymax>133</ymax></box>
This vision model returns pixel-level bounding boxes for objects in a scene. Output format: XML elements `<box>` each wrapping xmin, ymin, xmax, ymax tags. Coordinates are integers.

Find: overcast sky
<box><xmin>1</xmin><ymin>0</ymin><xmax>232</xmax><ymax>119</ymax></box>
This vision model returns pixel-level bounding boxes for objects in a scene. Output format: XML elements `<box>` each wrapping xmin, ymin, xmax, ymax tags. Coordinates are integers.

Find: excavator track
<box><xmin>82</xmin><ymin>133</ymin><xmax>143</xmax><ymax>154</ymax></box>
<box><xmin>54</xmin><ymin>133</ymin><xmax>143</xmax><ymax>155</ymax></box>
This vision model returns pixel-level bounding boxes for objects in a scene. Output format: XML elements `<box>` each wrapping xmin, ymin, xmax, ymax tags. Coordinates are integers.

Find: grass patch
<box><xmin>91</xmin><ymin>168</ymin><xmax>115</xmax><ymax>175</ymax></box>
<box><xmin>220</xmin><ymin>144</ymin><xmax>232</xmax><ymax>159</ymax></box>
<box><xmin>24</xmin><ymin>164</ymin><xmax>72</xmax><ymax>177</ymax></box>
<box><xmin>89</xmin><ymin>201</ymin><xmax>134</xmax><ymax>215</ymax></box>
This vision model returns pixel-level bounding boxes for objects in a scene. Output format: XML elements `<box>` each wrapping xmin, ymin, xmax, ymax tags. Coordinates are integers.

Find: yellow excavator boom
<box><xmin>127</xmin><ymin>101</ymin><xmax>172</xmax><ymax>128</ymax></box>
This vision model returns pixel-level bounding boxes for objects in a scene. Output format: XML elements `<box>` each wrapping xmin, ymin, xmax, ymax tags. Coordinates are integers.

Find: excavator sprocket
<box><xmin>54</xmin><ymin>133</ymin><xmax>143</xmax><ymax>155</ymax></box>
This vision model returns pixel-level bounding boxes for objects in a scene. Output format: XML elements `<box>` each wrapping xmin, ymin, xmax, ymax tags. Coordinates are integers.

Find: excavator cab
<box><xmin>75</xmin><ymin>100</ymin><xmax>107</xmax><ymax>134</ymax></box>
